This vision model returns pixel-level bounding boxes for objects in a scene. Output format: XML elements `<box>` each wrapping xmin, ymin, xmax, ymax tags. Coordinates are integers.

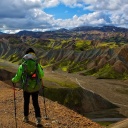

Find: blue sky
<box><xmin>0</xmin><ymin>0</ymin><xmax>127</xmax><ymax>33</ymax></box>
<box><xmin>44</xmin><ymin>4</ymin><xmax>93</xmax><ymax>19</ymax></box>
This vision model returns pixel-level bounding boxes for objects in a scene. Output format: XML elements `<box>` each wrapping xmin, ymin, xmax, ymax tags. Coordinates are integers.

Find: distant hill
<box><xmin>16</xmin><ymin>30</ymin><xmax>43</xmax><ymax>38</ymax></box>
<box><xmin>71</xmin><ymin>26</ymin><xmax>128</xmax><ymax>32</ymax></box>
<box><xmin>16</xmin><ymin>26</ymin><xmax>128</xmax><ymax>37</ymax></box>
<box><xmin>16</xmin><ymin>26</ymin><xmax>128</xmax><ymax>41</ymax></box>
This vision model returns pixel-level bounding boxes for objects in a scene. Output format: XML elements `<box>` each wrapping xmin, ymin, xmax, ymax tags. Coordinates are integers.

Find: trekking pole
<box><xmin>12</xmin><ymin>83</ymin><xmax>17</xmax><ymax>128</ymax></box>
<box><xmin>42</xmin><ymin>87</ymin><xmax>49</xmax><ymax>120</ymax></box>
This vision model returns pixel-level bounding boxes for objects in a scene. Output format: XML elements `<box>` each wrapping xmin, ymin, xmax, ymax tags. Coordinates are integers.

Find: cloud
<box><xmin>0</xmin><ymin>0</ymin><xmax>128</xmax><ymax>33</ymax></box>
<box><xmin>0</xmin><ymin>0</ymin><xmax>42</xmax><ymax>18</ymax></box>
<box><xmin>42</xmin><ymin>0</ymin><xmax>59</xmax><ymax>8</ymax></box>
<box><xmin>56</xmin><ymin>11</ymin><xmax>108</xmax><ymax>29</ymax></box>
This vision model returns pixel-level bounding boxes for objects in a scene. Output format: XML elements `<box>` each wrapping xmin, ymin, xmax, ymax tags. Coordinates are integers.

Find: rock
<box><xmin>112</xmin><ymin>60</ymin><xmax>127</xmax><ymax>73</ymax></box>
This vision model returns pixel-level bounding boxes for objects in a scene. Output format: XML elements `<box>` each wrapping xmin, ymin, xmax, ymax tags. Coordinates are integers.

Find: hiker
<box><xmin>12</xmin><ymin>48</ymin><xmax>44</xmax><ymax>127</ymax></box>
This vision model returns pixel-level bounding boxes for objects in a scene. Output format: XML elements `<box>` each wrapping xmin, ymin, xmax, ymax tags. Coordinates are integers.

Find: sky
<box><xmin>0</xmin><ymin>0</ymin><xmax>128</xmax><ymax>33</ymax></box>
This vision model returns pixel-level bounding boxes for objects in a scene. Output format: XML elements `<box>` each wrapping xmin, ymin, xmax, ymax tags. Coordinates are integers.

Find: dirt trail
<box><xmin>0</xmin><ymin>81</ymin><xmax>102</xmax><ymax>128</ymax></box>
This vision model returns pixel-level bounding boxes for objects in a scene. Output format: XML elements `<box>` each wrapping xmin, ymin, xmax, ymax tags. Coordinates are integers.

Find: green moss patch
<box><xmin>75</xmin><ymin>40</ymin><xmax>92</xmax><ymax>51</ymax></box>
<box><xmin>43</xmin><ymin>77</ymin><xmax>78</xmax><ymax>88</ymax></box>
<box><xmin>81</xmin><ymin>68</ymin><xmax>96</xmax><ymax>76</ymax></box>
<box><xmin>94</xmin><ymin>64</ymin><xmax>127</xmax><ymax>79</ymax></box>
<box><xmin>96</xmin><ymin>42</ymin><xmax>118</xmax><ymax>49</ymax></box>
<box><xmin>97</xmin><ymin>121</ymin><xmax>116</xmax><ymax>127</ymax></box>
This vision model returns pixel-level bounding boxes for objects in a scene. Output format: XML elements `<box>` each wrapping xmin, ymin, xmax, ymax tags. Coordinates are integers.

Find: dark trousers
<box><xmin>23</xmin><ymin>91</ymin><xmax>41</xmax><ymax>117</ymax></box>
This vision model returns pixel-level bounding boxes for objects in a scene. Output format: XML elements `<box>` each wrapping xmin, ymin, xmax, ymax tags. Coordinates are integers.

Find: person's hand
<box><xmin>12</xmin><ymin>82</ymin><xmax>17</xmax><ymax>91</ymax></box>
<box><xmin>12</xmin><ymin>82</ymin><xmax>16</xmax><ymax>87</ymax></box>
<box><xmin>39</xmin><ymin>86</ymin><xmax>45</xmax><ymax>95</ymax></box>
<box><xmin>42</xmin><ymin>85</ymin><xmax>45</xmax><ymax>90</ymax></box>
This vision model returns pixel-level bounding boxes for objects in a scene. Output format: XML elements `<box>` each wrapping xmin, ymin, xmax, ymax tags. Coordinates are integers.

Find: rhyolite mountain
<box><xmin>1</xmin><ymin>26</ymin><xmax>128</xmax><ymax>125</ymax></box>
<box><xmin>0</xmin><ymin>25</ymin><xmax>128</xmax><ymax>79</ymax></box>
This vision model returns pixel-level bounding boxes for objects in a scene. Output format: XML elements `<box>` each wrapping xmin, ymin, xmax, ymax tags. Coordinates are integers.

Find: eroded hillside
<box><xmin>1</xmin><ymin>31</ymin><xmax>128</xmax><ymax>80</ymax></box>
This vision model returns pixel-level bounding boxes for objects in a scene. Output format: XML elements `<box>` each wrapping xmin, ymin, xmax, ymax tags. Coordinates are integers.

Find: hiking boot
<box><xmin>23</xmin><ymin>116</ymin><xmax>29</xmax><ymax>123</ymax></box>
<box><xmin>36</xmin><ymin>117</ymin><xmax>42</xmax><ymax>127</ymax></box>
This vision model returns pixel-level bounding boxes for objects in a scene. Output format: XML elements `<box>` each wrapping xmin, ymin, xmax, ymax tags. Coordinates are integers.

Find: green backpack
<box><xmin>21</xmin><ymin>59</ymin><xmax>41</xmax><ymax>92</ymax></box>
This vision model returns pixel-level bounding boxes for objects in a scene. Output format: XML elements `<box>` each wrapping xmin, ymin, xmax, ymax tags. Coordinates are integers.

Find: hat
<box><xmin>25</xmin><ymin>48</ymin><xmax>35</xmax><ymax>54</ymax></box>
